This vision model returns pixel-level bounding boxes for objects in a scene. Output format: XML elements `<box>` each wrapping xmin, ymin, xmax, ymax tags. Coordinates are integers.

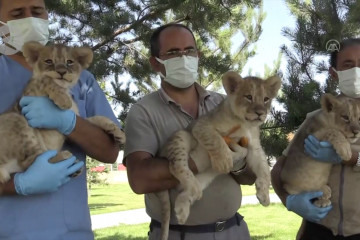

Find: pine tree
<box><xmin>44</xmin><ymin>0</ymin><xmax>267</xmax><ymax>123</ymax></box>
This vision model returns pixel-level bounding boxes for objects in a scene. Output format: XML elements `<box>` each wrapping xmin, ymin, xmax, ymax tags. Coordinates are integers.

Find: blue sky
<box><xmin>241</xmin><ymin>0</ymin><xmax>296</xmax><ymax>77</ymax></box>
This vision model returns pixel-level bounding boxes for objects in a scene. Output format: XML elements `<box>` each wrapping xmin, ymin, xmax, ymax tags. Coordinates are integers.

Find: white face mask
<box><xmin>0</xmin><ymin>17</ymin><xmax>49</xmax><ymax>52</ymax></box>
<box><xmin>333</xmin><ymin>67</ymin><xmax>360</xmax><ymax>98</ymax></box>
<box><xmin>156</xmin><ymin>56</ymin><xmax>199</xmax><ymax>88</ymax></box>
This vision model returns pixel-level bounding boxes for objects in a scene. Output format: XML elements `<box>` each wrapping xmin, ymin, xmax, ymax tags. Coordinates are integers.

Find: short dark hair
<box><xmin>330</xmin><ymin>38</ymin><xmax>360</xmax><ymax>68</ymax></box>
<box><xmin>150</xmin><ymin>23</ymin><xmax>196</xmax><ymax>57</ymax></box>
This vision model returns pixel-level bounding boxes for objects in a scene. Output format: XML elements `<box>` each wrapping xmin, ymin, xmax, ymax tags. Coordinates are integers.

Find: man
<box><xmin>0</xmin><ymin>0</ymin><xmax>120</xmax><ymax>239</ymax></box>
<box><xmin>124</xmin><ymin>23</ymin><xmax>256</xmax><ymax>240</ymax></box>
<box><xmin>271</xmin><ymin>38</ymin><xmax>360</xmax><ymax>240</ymax></box>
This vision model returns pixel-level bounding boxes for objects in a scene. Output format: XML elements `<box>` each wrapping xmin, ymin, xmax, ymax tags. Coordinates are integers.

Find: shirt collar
<box><xmin>158</xmin><ymin>82</ymin><xmax>211</xmax><ymax>105</ymax></box>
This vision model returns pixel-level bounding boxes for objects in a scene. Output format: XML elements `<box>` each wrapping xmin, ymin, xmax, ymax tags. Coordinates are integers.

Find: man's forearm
<box><xmin>126</xmin><ymin>155</ymin><xmax>198</xmax><ymax>194</ymax></box>
<box><xmin>343</xmin><ymin>150</ymin><xmax>359</xmax><ymax>166</ymax></box>
<box><xmin>127</xmin><ymin>156</ymin><xmax>179</xmax><ymax>194</ymax></box>
<box><xmin>0</xmin><ymin>177</ymin><xmax>17</xmax><ymax>196</ymax></box>
<box><xmin>67</xmin><ymin>116</ymin><xmax>120</xmax><ymax>163</ymax></box>
<box><xmin>231</xmin><ymin>165</ymin><xmax>256</xmax><ymax>185</ymax></box>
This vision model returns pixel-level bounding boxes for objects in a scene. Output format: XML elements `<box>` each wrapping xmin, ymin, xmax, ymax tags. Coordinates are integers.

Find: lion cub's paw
<box><xmin>190</xmin><ymin>179</ymin><xmax>203</xmax><ymax>201</ymax></box>
<box><xmin>48</xmin><ymin>150</ymin><xmax>72</xmax><ymax>163</ymax></box>
<box><xmin>0</xmin><ymin>168</ymin><xmax>11</xmax><ymax>184</ymax></box>
<box><xmin>313</xmin><ymin>185</ymin><xmax>332</xmax><ymax>207</ymax></box>
<box><xmin>230</xmin><ymin>145</ymin><xmax>247</xmax><ymax>162</ymax></box>
<box><xmin>313</xmin><ymin>198</ymin><xmax>331</xmax><ymax>208</ymax></box>
<box><xmin>51</xmin><ymin>94</ymin><xmax>72</xmax><ymax>110</ymax></box>
<box><xmin>87</xmin><ymin>116</ymin><xmax>125</xmax><ymax>145</ymax></box>
<box><xmin>174</xmin><ymin>193</ymin><xmax>191</xmax><ymax>224</ymax></box>
<box><xmin>256</xmin><ymin>190</ymin><xmax>270</xmax><ymax>206</ymax></box>
<box><xmin>255</xmin><ymin>178</ymin><xmax>270</xmax><ymax>206</ymax></box>
<box><xmin>333</xmin><ymin>142</ymin><xmax>352</xmax><ymax>161</ymax></box>
<box><xmin>111</xmin><ymin>127</ymin><xmax>126</xmax><ymax>145</ymax></box>
<box><xmin>48</xmin><ymin>150</ymin><xmax>83</xmax><ymax>177</ymax></box>
<box><xmin>210</xmin><ymin>150</ymin><xmax>233</xmax><ymax>173</ymax></box>
<box><xmin>69</xmin><ymin>159</ymin><xmax>83</xmax><ymax>178</ymax></box>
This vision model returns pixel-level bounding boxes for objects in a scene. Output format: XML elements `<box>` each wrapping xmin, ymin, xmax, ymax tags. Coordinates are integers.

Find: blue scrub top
<box><xmin>0</xmin><ymin>55</ymin><xmax>119</xmax><ymax>240</ymax></box>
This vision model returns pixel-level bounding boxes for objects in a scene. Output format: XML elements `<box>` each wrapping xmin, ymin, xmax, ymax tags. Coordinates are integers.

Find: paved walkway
<box><xmin>91</xmin><ymin>193</ymin><xmax>281</xmax><ymax>230</ymax></box>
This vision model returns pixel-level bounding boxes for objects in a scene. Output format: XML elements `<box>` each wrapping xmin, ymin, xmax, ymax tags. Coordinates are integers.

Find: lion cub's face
<box><xmin>222</xmin><ymin>71</ymin><xmax>281</xmax><ymax>125</ymax></box>
<box><xmin>22</xmin><ymin>41</ymin><xmax>93</xmax><ymax>88</ymax></box>
<box><xmin>321</xmin><ymin>94</ymin><xmax>360</xmax><ymax>143</ymax></box>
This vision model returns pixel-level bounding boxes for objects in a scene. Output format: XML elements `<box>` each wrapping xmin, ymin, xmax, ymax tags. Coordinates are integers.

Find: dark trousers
<box><xmin>148</xmin><ymin>213</ymin><xmax>249</xmax><ymax>240</ymax></box>
<box><xmin>299</xmin><ymin>221</ymin><xmax>360</xmax><ymax>240</ymax></box>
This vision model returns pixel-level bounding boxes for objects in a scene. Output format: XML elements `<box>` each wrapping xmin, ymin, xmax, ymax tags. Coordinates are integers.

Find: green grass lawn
<box><xmin>90</xmin><ymin>183</ymin><xmax>299</xmax><ymax>239</ymax></box>
<box><xmin>88</xmin><ymin>183</ymin><xmax>275</xmax><ymax>215</ymax></box>
<box><xmin>93</xmin><ymin>203</ymin><xmax>302</xmax><ymax>240</ymax></box>
<box><xmin>89</xmin><ymin>184</ymin><xmax>144</xmax><ymax>215</ymax></box>
<box><xmin>242</xmin><ymin>204</ymin><xmax>302</xmax><ymax>240</ymax></box>
<box><xmin>242</xmin><ymin>184</ymin><xmax>275</xmax><ymax>196</ymax></box>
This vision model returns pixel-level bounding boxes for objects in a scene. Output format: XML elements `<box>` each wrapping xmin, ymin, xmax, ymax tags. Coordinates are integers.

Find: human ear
<box><xmin>329</xmin><ymin>67</ymin><xmax>339</xmax><ymax>83</ymax></box>
<box><xmin>149</xmin><ymin>56</ymin><xmax>163</xmax><ymax>72</ymax></box>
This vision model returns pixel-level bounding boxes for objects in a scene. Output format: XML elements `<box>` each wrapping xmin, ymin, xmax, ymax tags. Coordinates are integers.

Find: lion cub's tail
<box><xmin>155</xmin><ymin>190</ymin><xmax>171</xmax><ymax>240</ymax></box>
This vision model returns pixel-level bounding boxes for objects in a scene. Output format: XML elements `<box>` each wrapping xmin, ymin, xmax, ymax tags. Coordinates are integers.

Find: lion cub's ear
<box><xmin>222</xmin><ymin>71</ymin><xmax>243</xmax><ymax>95</ymax></box>
<box><xmin>22</xmin><ymin>41</ymin><xmax>45</xmax><ymax>66</ymax></box>
<box><xmin>265</xmin><ymin>75</ymin><xmax>282</xmax><ymax>98</ymax></box>
<box><xmin>321</xmin><ymin>93</ymin><xmax>339</xmax><ymax>113</ymax></box>
<box><xmin>72</xmin><ymin>47</ymin><xmax>93</xmax><ymax>69</ymax></box>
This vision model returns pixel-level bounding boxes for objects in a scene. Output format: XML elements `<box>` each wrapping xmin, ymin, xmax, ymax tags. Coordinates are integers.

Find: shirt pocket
<box><xmin>63</xmin><ymin>175</ymin><xmax>92</xmax><ymax>235</ymax></box>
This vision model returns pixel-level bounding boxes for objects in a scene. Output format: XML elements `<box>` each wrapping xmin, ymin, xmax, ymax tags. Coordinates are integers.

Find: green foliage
<box><xmin>86</xmin><ymin>157</ymin><xmax>108</xmax><ymax>195</ymax></box>
<box><xmin>261</xmin><ymin>117</ymin><xmax>289</xmax><ymax>160</ymax></box>
<box><xmin>45</xmin><ymin>0</ymin><xmax>266</xmax><ymax>122</ymax></box>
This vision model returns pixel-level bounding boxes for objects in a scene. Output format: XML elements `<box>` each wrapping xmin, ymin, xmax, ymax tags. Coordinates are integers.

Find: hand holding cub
<box><xmin>225</xmin><ymin>137</ymin><xmax>248</xmax><ymax>172</ymax></box>
<box><xmin>304</xmin><ymin>135</ymin><xmax>342</xmax><ymax>164</ymax></box>
<box><xmin>229</xmin><ymin>142</ymin><xmax>247</xmax><ymax>171</ymax></box>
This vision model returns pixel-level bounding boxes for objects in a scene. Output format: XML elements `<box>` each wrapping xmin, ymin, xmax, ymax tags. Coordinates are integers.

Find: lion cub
<box><xmin>281</xmin><ymin>94</ymin><xmax>360</xmax><ymax>207</ymax></box>
<box><xmin>0</xmin><ymin>42</ymin><xmax>125</xmax><ymax>191</ymax></box>
<box><xmin>157</xmin><ymin>71</ymin><xmax>281</xmax><ymax>240</ymax></box>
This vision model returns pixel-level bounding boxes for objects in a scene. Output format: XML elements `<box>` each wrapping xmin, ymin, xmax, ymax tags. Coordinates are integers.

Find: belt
<box><xmin>150</xmin><ymin>212</ymin><xmax>243</xmax><ymax>233</ymax></box>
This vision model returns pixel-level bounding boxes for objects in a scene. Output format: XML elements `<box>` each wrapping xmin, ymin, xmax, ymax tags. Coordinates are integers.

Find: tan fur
<box><xmin>0</xmin><ymin>42</ymin><xmax>125</xmax><ymax>188</ymax></box>
<box><xmin>157</xmin><ymin>71</ymin><xmax>281</xmax><ymax>240</ymax></box>
<box><xmin>281</xmin><ymin>94</ymin><xmax>360</xmax><ymax>207</ymax></box>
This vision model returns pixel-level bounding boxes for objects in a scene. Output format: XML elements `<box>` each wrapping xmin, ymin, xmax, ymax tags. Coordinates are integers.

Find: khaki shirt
<box><xmin>124</xmin><ymin>83</ymin><xmax>242</xmax><ymax>225</ymax></box>
<box><xmin>284</xmin><ymin>110</ymin><xmax>360</xmax><ymax>236</ymax></box>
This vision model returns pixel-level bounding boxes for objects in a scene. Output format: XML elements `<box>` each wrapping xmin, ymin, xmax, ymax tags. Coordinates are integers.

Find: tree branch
<box><xmin>260</xmin><ymin>125</ymin><xmax>287</xmax><ymax>130</ymax></box>
<box><xmin>220</xmin><ymin>0</ymin><xmax>232</xmax><ymax>16</ymax></box>
<box><xmin>92</xmin><ymin>5</ymin><xmax>171</xmax><ymax>51</ymax></box>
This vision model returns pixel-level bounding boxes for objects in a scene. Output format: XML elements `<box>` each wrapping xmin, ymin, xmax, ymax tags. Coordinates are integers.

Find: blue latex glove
<box><xmin>304</xmin><ymin>135</ymin><xmax>342</xmax><ymax>164</ymax></box>
<box><xmin>286</xmin><ymin>191</ymin><xmax>332</xmax><ymax>222</ymax></box>
<box><xmin>20</xmin><ymin>96</ymin><xmax>76</xmax><ymax>135</ymax></box>
<box><xmin>14</xmin><ymin>150</ymin><xmax>84</xmax><ymax>195</ymax></box>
